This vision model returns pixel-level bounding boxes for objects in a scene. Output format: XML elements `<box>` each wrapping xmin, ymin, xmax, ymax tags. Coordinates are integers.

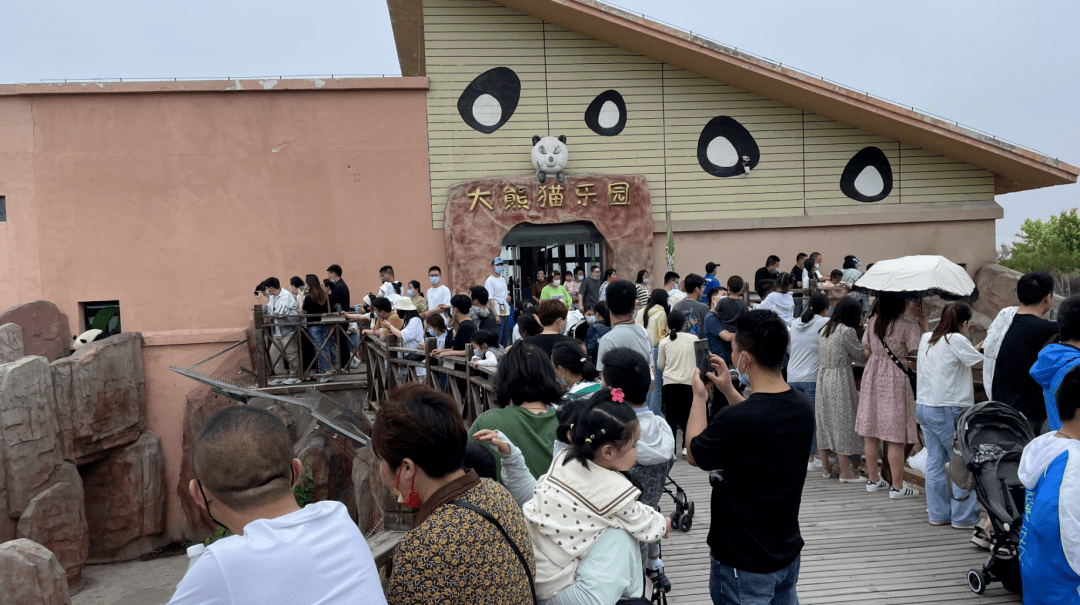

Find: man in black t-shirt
<box><xmin>754</xmin><ymin>255</ymin><xmax>781</xmax><ymax>297</ymax></box>
<box><xmin>686</xmin><ymin>310</ymin><xmax>813</xmax><ymax>604</ymax></box>
<box><xmin>991</xmin><ymin>272</ymin><xmax>1058</xmax><ymax>429</ymax></box>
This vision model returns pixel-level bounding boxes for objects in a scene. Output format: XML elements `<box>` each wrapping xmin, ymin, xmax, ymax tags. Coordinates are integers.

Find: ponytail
<box><xmin>927</xmin><ymin>303</ymin><xmax>972</xmax><ymax>349</ymax></box>
<box><xmin>552</xmin><ymin>341</ymin><xmax>599</xmax><ymax>381</ymax></box>
<box><xmin>667</xmin><ymin>310</ymin><xmax>686</xmax><ymax>340</ymax></box>
<box><xmin>564</xmin><ymin>391</ymin><xmax>639</xmax><ymax>468</ymax></box>
<box><xmin>800</xmin><ymin>293</ymin><xmax>829</xmax><ymax>324</ymax></box>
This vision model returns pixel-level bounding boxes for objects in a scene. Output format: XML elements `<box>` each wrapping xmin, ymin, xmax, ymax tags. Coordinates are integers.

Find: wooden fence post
<box><xmin>424</xmin><ymin>336</ymin><xmax>435</xmax><ymax>388</ymax></box>
<box><xmin>253</xmin><ymin>305</ymin><xmax>268</xmax><ymax>388</ymax></box>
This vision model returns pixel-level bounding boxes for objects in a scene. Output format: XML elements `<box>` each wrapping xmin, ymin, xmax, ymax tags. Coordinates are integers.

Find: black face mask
<box><xmin>197</xmin><ymin>466</ymin><xmax>295</xmax><ymax>535</ymax></box>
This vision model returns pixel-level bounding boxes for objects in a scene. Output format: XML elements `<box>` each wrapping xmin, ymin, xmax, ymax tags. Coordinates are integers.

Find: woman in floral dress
<box><xmin>815</xmin><ymin>297</ymin><xmax>868</xmax><ymax>482</ymax></box>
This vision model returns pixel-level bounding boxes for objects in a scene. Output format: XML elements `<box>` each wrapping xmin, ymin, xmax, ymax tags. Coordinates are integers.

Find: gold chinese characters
<box><xmin>466</xmin><ymin>181</ymin><xmax>632</xmax><ymax>212</ymax></box>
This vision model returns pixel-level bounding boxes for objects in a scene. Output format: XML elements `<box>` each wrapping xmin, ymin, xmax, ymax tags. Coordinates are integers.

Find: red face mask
<box><xmin>395</xmin><ymin>468</ymin><xmax>422</xmax><ymax>508</ymax></box>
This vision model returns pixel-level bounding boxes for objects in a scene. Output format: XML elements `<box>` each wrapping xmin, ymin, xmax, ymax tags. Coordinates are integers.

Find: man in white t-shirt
<box><xmin>485</xmin><ymin>257</ymin><xmax>513</xmax><ymax>347</ymax></box>
<box><xmin>423</xmin><ymin>265</ymin><xmax>452</xmax><ymax>328</ymax></box>
<box><xmin>169</xmin><ymin>406</ymin><xmax>386</xmax><ymax>605</ymax></box>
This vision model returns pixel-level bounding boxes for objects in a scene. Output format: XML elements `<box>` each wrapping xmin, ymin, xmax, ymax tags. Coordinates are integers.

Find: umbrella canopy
<box><xmin>851</xmin><ymin>255</ymin><xmax>979</xmax><ymax>301</ymax></box>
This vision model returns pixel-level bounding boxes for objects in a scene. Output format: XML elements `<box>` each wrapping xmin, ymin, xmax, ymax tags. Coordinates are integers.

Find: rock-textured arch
<box><xmin>443</xmin><ymin>174</ymin><xmax>654</xmax><ymax>293</ymax></box>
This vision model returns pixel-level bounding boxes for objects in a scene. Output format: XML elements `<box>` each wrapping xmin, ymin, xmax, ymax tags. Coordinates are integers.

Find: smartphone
<box><xmin>694</xmin><ymin>339</ymin><xmax>712</xmax><ymax>382</ymax></box>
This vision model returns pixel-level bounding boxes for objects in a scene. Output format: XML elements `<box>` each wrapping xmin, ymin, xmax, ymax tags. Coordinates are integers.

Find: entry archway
<box><xmin>441</xmin><ymin>173</ymin><xmax>654</xmax><ymax>294</ymax></box>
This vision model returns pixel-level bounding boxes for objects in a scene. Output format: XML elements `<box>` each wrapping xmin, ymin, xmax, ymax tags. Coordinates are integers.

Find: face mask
<box><xmin>495</xmin><ymin>266</ymin><xmax>504</xmax><ymax>275</ymax></box>
<box><xmin>427</xmin><ymin>328</ymin><xmax>435</xmax><ymax>336</ymax></box>
<box><xmin>577</xmin><ymin>275</ymin><xmax>584</xmax><ymax>281</ymax></box>
<box><xmin>586</xmin><ymin>316</ymin><xmax>597</xmax><ymax>324</ymax></box>
<box><xmin>815</xmin><ymin>263</ymin><xmax>821</xmax><ymax>270</ymax></box>
<box><xmin>429</xmin><ymin>276</ymin><xmax>440</xmax><ymax>285</ymax></box>
<box><xmin>736</xmin><ymin>352</ymin><xmax>751</xmax><ymax>387</ymax></box>
<box><xmin>673</xmin><ymin>285</ymin><xmax>680</xmax><ymax>291</ymax></box>
<box><xmin>407</xmin><ymin>289</ymin><xmax>415</xmax><ymax>297</ymax></box>
<box><xmin>643</xmin><ymin>278</ymin><xmax>650</xmax><ymax>284</ymax></box>
<box><xmin>553</xmin><ymin>279</ymin><xmax>561</xmax><ymax>286</ymax></box>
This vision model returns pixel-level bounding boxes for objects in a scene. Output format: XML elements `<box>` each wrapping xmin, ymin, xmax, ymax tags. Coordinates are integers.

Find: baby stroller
<box><xmin>951</xmin><ymin>400</ymin><xmax>1035</xmax><ymax>595</ymax></box>
<box><xmin>662</xmin><ymin>476</ymin><xmax>695</xmax><ymax>532</ymax></box>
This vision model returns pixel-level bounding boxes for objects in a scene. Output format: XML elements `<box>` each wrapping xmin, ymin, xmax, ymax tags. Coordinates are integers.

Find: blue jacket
<box><xmin>1018</xmin><ymin>433</ymin><xmax>1080</xmax><ymax>604</ymax></box>
<box><xmin>702</xmin><ymin>274</ymin><xmax>721</xmax><ymax>303</ymax></box>
<box><xmin>1030</xmin><ymin>343</ymin><xmax>1080</xmax><ymax>431</ymax></box>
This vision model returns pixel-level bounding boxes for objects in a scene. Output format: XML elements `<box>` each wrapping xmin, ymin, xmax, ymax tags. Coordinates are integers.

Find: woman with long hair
<box><xmin>469</xmin><ymin>343</ymin><xmax>561</xmax><ymax>479</ymax></box>
<box><xmin>635</xmin><ymin>270</ymin><xmax>651</xmax><ymax>308</ymax></box>
<box><xmin>815</xmin><ymin>297</ymin><xmax>869</xmax><ymax>481</ymax></box>
<box><xmin>788</xmin><ymin>293</ymin><xmax>831</xmax><ymax>471</ymax></box>
<box><xmin>915</xmin><ymin>303</ymin><xmax>983</xmax><ymax>528</ymax></box>
<box><xmin>637</xmin><ymin>288</ymin><xmax>670</xmax><ymax>417</ymax></box>
<box><xmin>406</xmin><ymin>280</ymin><xmax>429</xmax><ymax>315</ymax></box>
<box><xmin>302</xmin><ymin>273</ymin><xmax>334</xmax><ymax>374</ymax></box>
<box><xmin>658</xmin><ymin>310</ymin><xmax>697</xmax><ymax>457</ymax></box>
<box><xmin>552</xmin><ymin>341</ymin><xmax>601</xmax><ymax>400</ymax></box>
<box><xmin>857</xmin><ymin>294</ymin><xmax>922</xmax><ymax>498</ymax></box>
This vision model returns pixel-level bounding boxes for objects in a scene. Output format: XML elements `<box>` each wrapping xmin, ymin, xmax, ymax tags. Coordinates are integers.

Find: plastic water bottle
<box><xmin>186</xmin><ymin>543</ymin><xmax>206</xmax><ymax>571</ymax></box>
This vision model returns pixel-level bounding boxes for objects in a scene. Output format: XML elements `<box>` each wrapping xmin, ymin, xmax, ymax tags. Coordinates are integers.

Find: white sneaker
<box><xmin>807</xmin><ymin>459</ymin><xmax>822</xmax><ymax>471</ymax></box>
<box><xmin>283</xmin><ymin>378</ymin><xmax>301</xmax><ymax>385</ymax></box>
<box><xmin>268</xmin><ymin>379</ymin><xmax>284</xmax><ymax>386</ymax></box>
<box><xmin>889</xmin><ymin>483</ymin><xmax>920</xmax><ymax>499</ymax></box>
<box><xmin>866</xmin><ymin>478</ymin><xmax>890</xmax><ymax>493</ymax></box>
<box><xmin>681</xmin><ymin>447</ymin><xmax>687</xmax><ymax>457</ymax></box>
<box><xmin>318</xmin><ymin>376</ymin><xmax>333</xmax><ymax>383</ymax></box>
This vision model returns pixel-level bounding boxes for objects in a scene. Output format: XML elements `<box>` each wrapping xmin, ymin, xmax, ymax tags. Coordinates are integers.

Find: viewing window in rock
<box><xmin>81</xmin><ymin>301</ymin><xmax>122</xmax><ymax>337</ymax></box>
<box><xmin>0</xmin><ymin>196</ymin><xmax>6</xmax><ymax>222</ymax></box>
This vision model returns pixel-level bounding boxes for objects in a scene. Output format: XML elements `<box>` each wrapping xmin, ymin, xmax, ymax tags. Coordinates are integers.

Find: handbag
<box><xmin>880</xmin><ymin>336</ymin><xmax>917</xmax><ymax>400</ymax></box>
<box><xmin>450</xmin><ymin>500</ymin><xmax>536</xmax><ymax>604</ymax></box>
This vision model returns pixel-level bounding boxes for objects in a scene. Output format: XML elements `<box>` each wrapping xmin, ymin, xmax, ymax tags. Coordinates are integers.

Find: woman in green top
<box><xmin>553</xmin><ymin>341</ymin><xmax>602</xmax><ymax>401</ymax></box>
<box><xmin>540</xmin><ymin>275</ymin><xmax>571</xmax><ymax>306</ymax></box>
<box><xmin>469</xmin><ymin>342</ymin><xmax>561</xmax><ymax>479</ymax></box>
<box><xmin>407</xmin><ymin>280</ymin><xmax>429</xmax><ymax>314</ymax></box>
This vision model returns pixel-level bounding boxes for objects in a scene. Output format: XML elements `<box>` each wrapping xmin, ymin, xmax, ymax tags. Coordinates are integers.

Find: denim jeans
<box><xmin>497</xmin><ymin>315</ymin><xmax>514</xmax><ymax>347</ymax></box>
<box><xmin>788</xmin><ymin>382</ymin><xmax>816</xmax><ymax>454</ymax></box>
<box><xmin>307</xmin><ymin>325</ymin><xmax>331</xmax><ymax>373</ymax></box>
<box><xmin>647</xmin><ymin>346</ymin><xmax>665</xmax><ymax>418</ymax></box>
<box><xmin>915</xmin><ymin>404</ymin><xmax>980</xmax><ymax>527</ymax></box>
<box><xmin>710</xmin><ymin>556</ymin><xmax>800</xmax><ymax>605</ymax></box>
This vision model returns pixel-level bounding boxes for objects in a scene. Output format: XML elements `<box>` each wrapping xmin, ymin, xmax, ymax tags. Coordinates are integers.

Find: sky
<box><xmin>2</xmin><ymin>0</ymin><xmax>1077</xmax><ymax>246</ymax></box>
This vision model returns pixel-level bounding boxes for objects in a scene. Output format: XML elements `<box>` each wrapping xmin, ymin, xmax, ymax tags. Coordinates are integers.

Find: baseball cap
<box><xmin>493</xmin><ymin>257</ymin><xmax>504</xmax><ymax>265</ymax></box>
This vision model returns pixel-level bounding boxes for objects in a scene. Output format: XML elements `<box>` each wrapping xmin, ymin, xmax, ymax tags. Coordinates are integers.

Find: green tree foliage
<box><xmin>1001</xmin><ymin>209</ymin><xmax>1080</xmax><ymax>273</ymax></box>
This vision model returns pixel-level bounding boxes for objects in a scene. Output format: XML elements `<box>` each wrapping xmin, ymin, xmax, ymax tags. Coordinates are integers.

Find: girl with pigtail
<box><xmin>521</xmin><ymin>389</ymin><xmax>671</xmax><ymax>602</ymax></box>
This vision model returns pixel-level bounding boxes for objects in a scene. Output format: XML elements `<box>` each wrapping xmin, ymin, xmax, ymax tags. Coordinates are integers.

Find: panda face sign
<box><xmin>531</xmin><ymin>135</ymin><xmax>569</xmax><ymax>184</ymax></box>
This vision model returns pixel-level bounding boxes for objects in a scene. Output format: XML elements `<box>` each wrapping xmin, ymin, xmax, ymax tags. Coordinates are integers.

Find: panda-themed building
<box><xmin>0</xmin><ymin>0</ymin><xmax>1073</xmax><ymax>540</ymax></box>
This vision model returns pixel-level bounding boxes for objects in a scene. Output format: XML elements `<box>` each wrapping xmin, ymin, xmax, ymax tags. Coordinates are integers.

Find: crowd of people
<box><xmin>179</xmin><ymin>257</ymin><xmax>1080</xmax><ymax>604</ymax></box>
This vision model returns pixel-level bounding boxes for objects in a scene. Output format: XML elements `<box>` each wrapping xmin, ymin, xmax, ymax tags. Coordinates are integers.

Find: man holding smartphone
<box><xmin>686</xmin><ymin>309</ymin><xmax>814</xmax><ymax>605</ymax></box>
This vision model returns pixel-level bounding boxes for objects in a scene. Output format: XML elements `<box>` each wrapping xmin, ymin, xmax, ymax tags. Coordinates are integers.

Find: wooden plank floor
<box><xmin>658</xmin><ymin>458</ymin><xmax>1020</xmax><ymax>604</ymax></box>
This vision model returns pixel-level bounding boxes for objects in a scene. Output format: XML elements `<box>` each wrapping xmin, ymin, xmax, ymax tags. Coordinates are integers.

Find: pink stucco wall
<box><xmin>0</xmin><ymin>79</ymin><xmax>439</xmax><ymax>539</ymax></box>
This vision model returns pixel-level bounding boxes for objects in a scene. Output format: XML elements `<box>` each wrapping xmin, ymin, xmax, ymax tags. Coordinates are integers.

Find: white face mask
<box><xmin>586</xmin><ymin>316</ymin><xmax>597</xmax><ymax>324</ymax></box>
<box><xmin>553</xmin><ymin>279</ymin><xmax>561</xmax><ymax>286</ymax></box>
<box><xmin>429</xmin><ymin>276</ymin><xmax>440</xmax><ymax>285</ymax></box>
<box><xmin>407</xmin><ymin>289</ymin><xmax>415</xmax><ymax>297</ymax></box>
<box><xmin>577</xmin><ymin>275</ymin><xmax>584</xmax><ymax>281</ymax></box>
<box><xmin>643</xmin><ymin>278</ymin><xmax>650</xmax><ymax>284</ymax></box>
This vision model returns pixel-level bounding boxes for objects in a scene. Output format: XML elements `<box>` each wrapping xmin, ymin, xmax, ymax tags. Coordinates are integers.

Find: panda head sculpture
<box><xmin>531</xmin><ymin>135</ymin><xmax>568</xmax><ymax>184</ymax></box>
<box><xmin>72</xmin><ymin>329</ymin><xmax>104</xmax><ymax>352</ymax></box>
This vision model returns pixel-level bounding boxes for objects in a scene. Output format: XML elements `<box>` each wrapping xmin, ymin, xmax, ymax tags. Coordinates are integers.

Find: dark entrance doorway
<box><xmin>500</xmin><ymin>222</ymin><xmax>605</xmax><ymax>305</ymax></box>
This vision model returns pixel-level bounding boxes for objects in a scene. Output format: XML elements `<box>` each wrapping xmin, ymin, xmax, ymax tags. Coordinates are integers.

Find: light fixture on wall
<box><xmin>740</xmin><ymin>155</ymin><xmax>751</xmax><ymax>177</ymax></box>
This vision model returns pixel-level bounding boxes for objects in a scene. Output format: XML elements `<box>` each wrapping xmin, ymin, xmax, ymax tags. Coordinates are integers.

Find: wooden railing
<box><xmin>252</xmin><ymin>306</ymin><xmax>359</xmax><ymax>386</ymax></box>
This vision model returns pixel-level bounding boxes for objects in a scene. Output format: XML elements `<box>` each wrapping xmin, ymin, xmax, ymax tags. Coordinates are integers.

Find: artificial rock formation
<box><xmin>80</xmin><ymin>432</ymin><xmax>165</xmax><ymax>561</ymax></box>
<box><xmin>0</xmin><ymin>539</ymin><xmax>72</xmax><ymax>605</ymax></box>
<box><xmin>0</xmin><ymin>356</ymin><xmax>66</xmax><ymax>518</ymax></box>
<box><xmin>296</xmin><ymin>433</ymin><xmax>356</xmax><ymax>521</ymax></box>
<box><xmin>15</xmin><ymin>463</ymin><xmax>88</xmax><ymax>587</ymax></box>
<box><xmin>973</xmin><ymin>264</ymin><xmax>1024</xmax><ymax>318</ymax></box>
<box><xmin>0</xmin><ymin>301</ymin><xmax>72</xmax><ymax>362</ymax></box>
<box><xmin>0</xmin><ymin>324</ymin><xmax>24</xmax><ymax>364</ymax></box>
<box><xmin>177</xmin><ymin>386</ymin><xmax>235</xmax><ymax>541</ymax></box>
<box><xmin>51</xmin><ymin>332</ymin><xmax>146</xmax><ymax>464</ymax></box>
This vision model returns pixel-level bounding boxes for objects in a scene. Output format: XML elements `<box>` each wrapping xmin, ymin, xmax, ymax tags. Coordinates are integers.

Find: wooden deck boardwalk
<box><xmin>659</xmin><ymin>458</ymin><xmax>1020</xmax><ymax>604</ymax></box>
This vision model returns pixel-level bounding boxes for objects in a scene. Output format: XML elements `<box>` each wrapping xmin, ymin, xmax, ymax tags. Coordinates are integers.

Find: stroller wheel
<box><xmin>967</xmin><ymin>569</ymin><xmax>986</xmax><ymax>594</ymax></box>
<box><xmin>679</xmin><ymin>515</ymin><xmax>693</xmax><ymax>532</ymax></box>
<box><xmin>670</xmin><ymin>512</ymin><xmax>682</xmax><ymax>527</ymax></box>
<box><xmin>687</xmin><ymin>501</ymin><xmax>695</xmax><ymax>519</ymax></box>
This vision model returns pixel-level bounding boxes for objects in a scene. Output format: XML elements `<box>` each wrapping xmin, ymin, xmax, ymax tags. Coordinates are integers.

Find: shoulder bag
<box><xmin>880</xmin><ymin>336</ymin><xmax>917</xmax><ymax>400</ymax></box>
<box><xmin>450</xmin><ymin>500</ymin><xmax>536</xmax><ymax>604</ymax></box>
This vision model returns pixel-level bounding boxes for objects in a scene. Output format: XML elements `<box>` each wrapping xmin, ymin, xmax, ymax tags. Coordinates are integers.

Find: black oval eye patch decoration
<box><xmin>840</xmin><ymin>146</ymin><xmax>893</xmax><ymax>202</ymax></box>
<box><xmin>696</xmin><ymin>116</ymin><xmax>760</xmax><ymax>177</ymax></box>
<box><xmin>457</xmin><ymin>67</ymin><xmax>521</xmax><ymax>134</ymax></box>
<box><xmin>584</xmin><ymin>90</ymin><xmax>627</xmax><ymax>136</ymax></box>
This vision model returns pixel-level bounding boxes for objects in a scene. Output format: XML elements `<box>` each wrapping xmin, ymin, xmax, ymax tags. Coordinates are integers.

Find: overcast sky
<box><xmin>3</xmin><ymin>0</ymin><xmax>1076</xmax><ymax>246</ymax></box>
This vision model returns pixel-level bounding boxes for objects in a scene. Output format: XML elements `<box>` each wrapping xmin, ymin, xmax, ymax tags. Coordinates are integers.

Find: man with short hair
<box><xmin>377</xmin><ymin>265</ymin><xmax>396</xmax><ymax>302</ymax></box>
<box><xmin>702</xmin><ymin>262</ymin><xmax>721</xmax><ymax>303</ymax></box>
<box><xmin>1030</xmin><ymin>295</ymin><xmax>1080</xmax><ymax>432</ymax></box>
<box><xmin>754</xmin><ymin>255</ymin><xmax>781</xmax><ymax>297</ymax></box>
<box><xmin>578</xmin><ymin>266</ymin><xmax>603</xmax><ymax>311</ymax></box>
<box><xmin>263</xmin><ymin>278</ymin><xmax>301</xmax><ymax>386</ymax></box>
<box><xmin>486</xmin><ymin>257</ymin><xmax>513</xmax><ymax>347</ymax></box>
<box><xmin>469</xmin><ymin>285</ymin><xmax>498</xmax><ymax>332</ymax></box>
<box><xmin>1018</xmin><ymin>364</ymin><xmax>1080</xmax><ymax>604</ymax></box>
<box><xmin>687</xmin><ymin>310</ymin><xmax>813</xmax><ymax>605</ymax></box>
<box><xmin>422</xmin><ymin>265</ymin><xmax>452</xmax><ymax>325</ymax></box>
<box><xmin>672</xmin><ymin>274</ymin><xmax>710</xmax><ymax>337</ymax></box>
<box><xmin>664</xmin><ymin>271</ymin><xmax>685</xmax><ymax>305</ymax></box>
<box><xmin>325</xmin><ymin>265</ymin><xmax>350</xmax><ymax>312</ymax></box>
<box><xmin>596</xmin><ymin>279</ymin><xmax>653</xmax><ymax>383</ymax></box>
<box><xmin>533</xmin><ymin>268</ymin><xmax>549</xmax><ymax>301</ymax></box>
<box><xmin>791</xmin><ymin>253</ymin><xmax>808</xmax><ymax>316</ymax></box>
<box><xmin>991</xmin><ymin>272</ymin><xmax>1058</xmax><ymax>432</ymax></box>
<box><xmin>169</xmin><ymin>406</ymin><xmax>385</xmax><ymax>604</ymax></box>
<box><xmin>713</xmin><ymin>276</ymin><xmax>748</xmax><ymax>366</ymax></box>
